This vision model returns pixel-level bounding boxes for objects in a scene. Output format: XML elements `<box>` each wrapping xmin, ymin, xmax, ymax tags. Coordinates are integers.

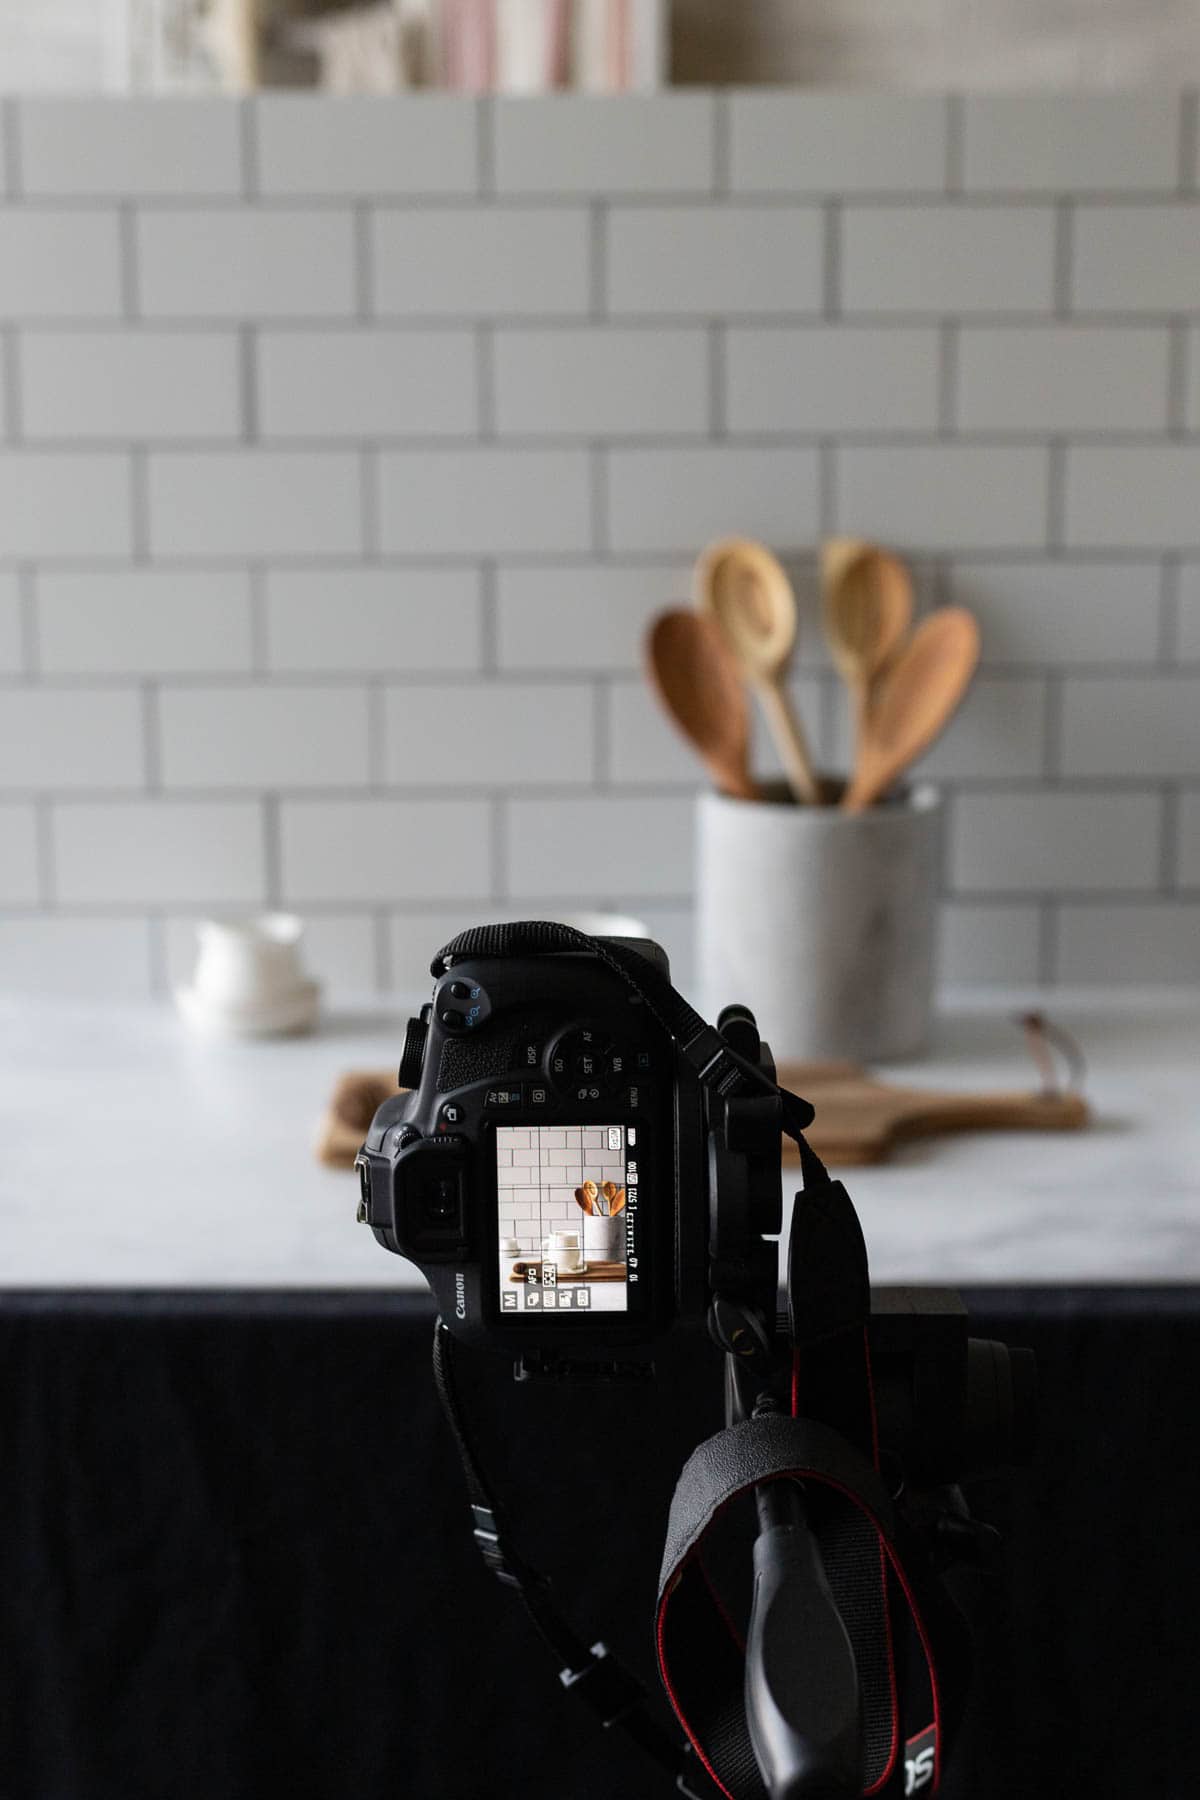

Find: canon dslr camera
<box><xmin>355</xmin><ymin>921</ymin><xmax>786</xmax><ymax>1364</ymax></box>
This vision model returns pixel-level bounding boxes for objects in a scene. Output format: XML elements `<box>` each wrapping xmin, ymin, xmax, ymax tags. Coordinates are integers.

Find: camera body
<box><xmin>356</xmin><ymin>935</ymin><xmax>782</xmax><ymax>1357</ymax></box>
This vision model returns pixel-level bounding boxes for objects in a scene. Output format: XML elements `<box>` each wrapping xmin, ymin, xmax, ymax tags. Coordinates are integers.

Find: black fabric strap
<box><xmin>657</xmin><ymin>1414</ymin><xmax>955</xmax><ymax>1800</ymax></box>
<box><xmin>431</xmin><ymin>1318</ymin><xmax>690</xmax><ymax>1781</ymax></box>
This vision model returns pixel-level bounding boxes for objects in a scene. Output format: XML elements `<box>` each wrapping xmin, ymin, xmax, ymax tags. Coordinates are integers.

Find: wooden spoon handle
<box><xmin>757</xmin><ymin>679</ymin><xmax>821</xmax><ymax>805</ymax></box>
<box><xmin>704</xmin><ymin>752</ymin><xmax>761</xmax><ymax>802</ymax></box>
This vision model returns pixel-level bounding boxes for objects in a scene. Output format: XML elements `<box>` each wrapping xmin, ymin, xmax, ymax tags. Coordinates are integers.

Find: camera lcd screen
<box><xmin>495</xmin><ymin>1123</ymin><xmax>637</xmax><ymax>1316</ymax></box>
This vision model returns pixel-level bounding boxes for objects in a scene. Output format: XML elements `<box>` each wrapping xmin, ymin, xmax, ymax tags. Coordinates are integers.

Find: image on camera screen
<box><xmin>495</xmin><ymin>1123</ymin><xmax>635</xmax><ymax>1316</ymax></box>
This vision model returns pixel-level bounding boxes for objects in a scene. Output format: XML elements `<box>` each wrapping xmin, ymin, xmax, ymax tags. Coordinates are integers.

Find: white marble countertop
<box><xmin>1</xmin><ymin>989</ymin><xmax>1196</xmax><ymax>1289</ymax></box>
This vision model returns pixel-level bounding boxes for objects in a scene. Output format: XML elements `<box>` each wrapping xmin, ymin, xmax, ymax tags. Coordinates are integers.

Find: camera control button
<box><xmin>437</xmin><ymin>979</ymin><xmax>490</xmax><ymax>1031</ymax></box>
<box><xmin>528</xmin><ymin>1084</ymin><xmax>550</xmax><ymax>1107</ymax></box>
<box><xmin>437</xmin><ymin>1101</ymin><xmax>465</xmax><ymax>1130</ymax></box>
<box><xmin>484</xmin><ymin>1085</ymin><xmax>524</xmax><ymax>1110</ymax></box>
<box><xmin>573</xmin><ymin>1050</ymin><xmax>601</xmax><ymax>1080</ymax></box>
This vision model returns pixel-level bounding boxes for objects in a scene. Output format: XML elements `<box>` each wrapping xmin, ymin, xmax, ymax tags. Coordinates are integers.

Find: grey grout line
<box><xmin>593</xmin><ymin>676</ymin><xmax>610</xmax><ymax>787</ymax></box>
<box><xmin>359</xmin><ymin>446</ymin><xmax>379</xmax><ymax>559</ymax></box>
<box><xmin>476</xmin><ymin>324</ymin><xmax>495</xmax><ymax>438</ymax></box>
<box><xmin>248</xmin><ymin>564</ymin><xmax>268</xmax><ymax>674</ymax></box>
<box><xmin>0</xmin><ymin>773</ymin><xmax>1181</xmax><ymax>802</ymax></box>
<box><xmin>1167</xmin><ymin>321</ymin><xmax>1190</xmax><ymax>435</ymax></box>
<box><xmin>707</xmin><ymin>323</ymin><xmax>725</xmax><ymax>436</ymax></box>
<box><xmin>130</xmin><ymin>448</ymin><xmax>150</xmax><ymax>563</ymax></box>
<box><xmin>18</xmin><ymin>307</ymin><xmax>1200</xmax><ymax>331</ymax></box>
<box><xmin>1052</xmin><ymin>201</ymin><xmax>1073</xmax><ymax>317</ymax></box>
<box><xmin>5</xmin><ymin>188</ymin><xmax>1200</xmax><ymax>213</ymax></box>
<box><xmin>1180</xmin><ymin>90</ymin><xmax>1198</xmax><ymax>193</ymax></box>
<box><xmin>1159</xmin><ymin>555</ymin><xmax>1181</xmax><ymax>664</ymax></box>
<box><xmin>1160</xmin><ymin>785</ymin><xmax>1180</xmax><ymax>890</ymax></box>
<box><xmin>17</xmin><ymin>426</ymin><xmax>1200</xmax><ymax>456</ymax></box>
<box><xmin>367</xmin><ymin>680</ymin><xmax>385</xmax><ymax>787</ymax></box>
<box><xmin>141</xmin><ymin>682</ymin><xmax>161</xmax><ymax>790</ymax></box>
<box><xmin>239</xmin><ymin>324</ymin><xmax>258</xmax><ymax>441</ymax></box>
<box><xmin>262</xmin><ymin>794</ymin><xmax>282</xmax><ymax>906</ymax></box>
<box><xmin>3</xmin><ymin>326</ymin><xmax>21</xmax><ymax>442</ymax></box>
<box><xmin>1045</xmin><ymin>439</ymin><xmax>1066</xmax><ymax>552</ymax></box>
<box><xmin>18</xmin><ymin>564</ymin><xmax>37</xmax><ymax>674</ymax></box>
<box><xmin>937</xmin><ymin>320</ymin><xmax>958</xmax><ymax>434</ymax></box>
<box><xmin>353</xmin><ymin>204</ymin><xmax>372</xmax><ymax>319</ymax></box>
<box><xmin>240</xmin><ymin>99</ymin><xmax>259</xmax><ymax>199</ymax></box>
<box><xmin>1042</xmin><ymin>671</ymin><xmax>1063</xmax><ymax>779</ymax></box>
<box><xmin>821</xmin><ymin>203</ymin><xmax>841</xmax><ymax>317</ymax></box>
<box><xmin>589</xmin><ymin>445</ymin><xmax>608</xmax><ymax>555</ymax></box>
<box><xmin>0</xmin><ymin>548</ymin><xmax>1191</xmax><ymax>574</ymax></box>
<box><xmin>589</xmin><ymin>202</ymin><xmax>607</xmax><ymax>318</ymax></box>
<box><xmin>945</xmin><ymin>95</ymin><xmax>964</xmax><ymax>193</ymax></box>
<box><xmin>479</xmin><ymin>561</ymin><xmax>498</xmax><ymax>674</ymax></box>
<box><xmin>712</xmin><ymin>91</ymin><xmax>731</xmax><ymax>196</ymax></box>
<box><xmin>119</xmin><ymin>204</ymin><xmax>139</xmax><ymax>320</ymax></box>
<box><xmin>6</xmin><ymin>660</ymin><xmax>1196</xmax><ymax>692</ymax></box>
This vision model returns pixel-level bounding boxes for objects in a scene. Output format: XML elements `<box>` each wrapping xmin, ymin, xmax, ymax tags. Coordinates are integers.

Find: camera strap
<box><xmin>430</xmin><ymin>923</ymin><xmax>966</xmax><ymax>1798</ymax></box>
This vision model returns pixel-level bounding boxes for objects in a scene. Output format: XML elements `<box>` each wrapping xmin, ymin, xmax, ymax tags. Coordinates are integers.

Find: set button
<box><xmin>549</xmin><ymin>1025</ymin><xmax>630</xmax><ymax>1093</ymax></box>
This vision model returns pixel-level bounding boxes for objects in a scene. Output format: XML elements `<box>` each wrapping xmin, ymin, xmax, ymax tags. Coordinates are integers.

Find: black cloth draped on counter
<box><xmin>0</xmin><ymin>1287</ymin><xmax>1195</xmax><ymax>1800</ymax></box>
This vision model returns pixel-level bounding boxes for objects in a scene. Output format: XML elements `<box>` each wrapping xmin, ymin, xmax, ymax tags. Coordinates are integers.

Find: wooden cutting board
<box><xmin>317</xmin><ymin>1060</ymin><xmax>1087</xmax><ymax>1172</ymax></box>
<box><xmin>778</xmin><ymin>1059</ymin><xmax>1087</xmax><ymax>1165</ymax></box>
<box><xmin>508</xmin><ymin>1261</ymin><xmax>626</xmax><ymax>1283</ymax></box>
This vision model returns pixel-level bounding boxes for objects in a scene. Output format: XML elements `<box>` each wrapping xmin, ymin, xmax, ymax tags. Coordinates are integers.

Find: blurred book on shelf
<box><xmin>197</xmin><ymin>0</ymin><xmax>668</xmax><ymax>92</ymax></box>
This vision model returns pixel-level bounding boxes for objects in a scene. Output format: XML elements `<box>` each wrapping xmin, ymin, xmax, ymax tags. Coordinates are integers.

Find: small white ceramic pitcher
<box><xmin>176</xmin><ymin>914</ymin><xmax>321</xmax><ymax>1038</ymax></box>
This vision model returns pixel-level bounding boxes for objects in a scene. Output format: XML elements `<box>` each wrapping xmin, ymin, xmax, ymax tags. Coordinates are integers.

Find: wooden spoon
<box><xmin>645</xmin><ymin>608</ymin><xmax>760</xmax><ymax>800</ymax></box>
<box><xmin>693</xmin><ymin>538</ymin><xmax>821</xmax><ymax>806</ymax></box>
<box><xmin>822</xmin><ymin>543</ymin><xmax>913</xmax><ymax>757</ymax></box>
<box><xmin>842</xmin><ymin>607</ymin><xmax>980</xmax><ymax>812</ymax></box>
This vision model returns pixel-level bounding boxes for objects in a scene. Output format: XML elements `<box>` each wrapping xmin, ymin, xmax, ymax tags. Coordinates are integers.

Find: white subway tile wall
<box><xmin>0</xmin><ymin>92</ymin><xmax>1197</xmax><ymax>998</ymax></box>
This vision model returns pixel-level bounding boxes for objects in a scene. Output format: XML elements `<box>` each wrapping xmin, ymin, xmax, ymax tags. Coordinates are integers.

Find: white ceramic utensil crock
<box><xmin>696</xmin><ymin>782</ymin><xmax>943</xmax><ymax>1062</ymax></box>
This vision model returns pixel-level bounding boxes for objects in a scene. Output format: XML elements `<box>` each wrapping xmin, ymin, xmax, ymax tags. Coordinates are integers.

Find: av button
<box><xmin>484</xmin><ymin>1085</ymin><xmax>524</xmax><ymax>1110</ymax></box>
